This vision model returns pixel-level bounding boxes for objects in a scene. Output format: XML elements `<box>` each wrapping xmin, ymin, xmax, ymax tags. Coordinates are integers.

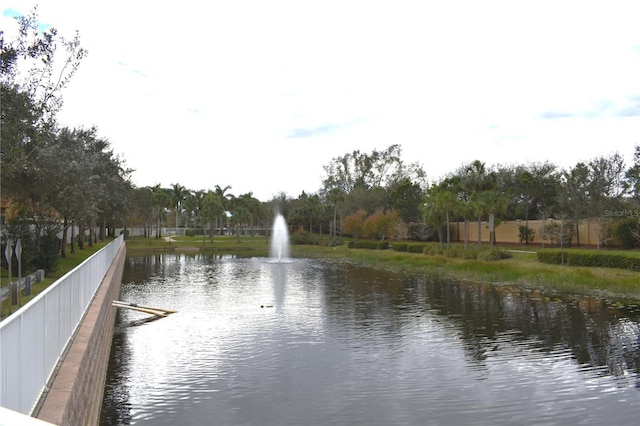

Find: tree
<box><xmin>343</xmin><ymin>210</ymin><xmax>367</xmax><ymax>245</ymax></box>
<box><xmin>587</xmin><ymin>153</ymin><xmax>627</xmax><ymax>248</ymax></box>
<box><xmin>130</xmin><ymin>187</ymin><xmax>154</xmax><ymax>238</ymax></box>
<box><xmin>214</xmin><ymin>184</ymin><xmax>234</xmax><ymax>234</ymax></box>
<box><xmin>1</xmin><ymin>7</ymin><xmax>87</xmax><ymax>127</ymax></box>
<box><xmin>228</xmin><ymin>195</ymin><xmax>253</xmax><ymax>241</ymax></box>
<box><xmin>388</xmin><ymin>178</ymin><xmax>424</xmax><ymax>224</ymax></box>
<box><xmin>462</xmin><ymin>160</ymin><xmax>495</xmax><ymax>248</ymax></box>
<box><xmin>238</xmin><ymin>193</ymin><xmax>263</xmax><ymax>236</ymax></box>
<box><xmin>363</xmin><ymin>211</ymin><xmax>399</xmax><ymax>242</ymax></box>
<box><xmin>150</xmin><ymin>185</ymin><xmax>170</xmax><ymax>238</ymax></box>
<box><xmin>477</xmin><ymin>189</ymin><xmax>507</xmax><ymax>247</ymax></box>
<box><xmin>625</xmin><ymin>145</ymin><xmax>640</xmax><ymax>207</ymax></box>
<box><xmin>557</xmin><ymin>162</ymin><xmax>589</xmax><ymax>246</ymax></box>
<box><xmin>424</xmin><ymin>182</ymin><xmax>458</xmax><ymax>249</ymax></box>
<box><xmin>0</xmin><ymin>85</ymin><xmax>42</xmax><ymax>186</ymax></box>
<box><xmin>421</xmin><ymin>193</ymin><xmax>444</xmax><ymax>248</ymax></box>
<box><xmin>325</xmin><ymin>187</ymin><xmax>346</xmax><ymax>240</ymax></box>
<box><xmin>321</xmin><ymin>144</ymin><xmax>407</xmax><ymax>193</ymax></box>
<box><xmin>289</xmin><ymin>192</ymin><xmax>323</xmax><ymax>233</ymax></box>
<box><xmin>170</xmin><ymin>183</ymin><xmax>188</xmax><ymax>230</ymax></box>
<box><xmin>201</xmin><ymin>191</ymin><xmax>224</xmax><ymax>241</ymax></box>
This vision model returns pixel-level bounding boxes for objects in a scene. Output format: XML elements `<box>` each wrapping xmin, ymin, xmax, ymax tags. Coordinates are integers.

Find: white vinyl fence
<box><xmin>0</xmin><ymin>235</ymin><xmax>124</xmax><ymax>415</ymax></box>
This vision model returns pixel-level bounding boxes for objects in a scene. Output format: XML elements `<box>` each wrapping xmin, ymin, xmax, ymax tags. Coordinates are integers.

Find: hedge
<box><xmin>347</xmin><ymin>241</ymin><xmax>389</xmax><ymax>250</ymax></box>
<box><xmin>537</xmin><ymin>249</ymin><xmax>640</xmax><ymax>271</ymax></box>
<box><xmin>391</xmin><ymin>243</ymin><xmax>427</xmax><ymax>253</ymax></box>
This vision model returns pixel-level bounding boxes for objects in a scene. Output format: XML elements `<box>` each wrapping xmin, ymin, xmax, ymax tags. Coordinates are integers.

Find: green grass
<box><xmin>1</xmin><ymin>240</ymin><xmax>110</xmax><ymax>319</ymax></box>
<box><xmin>3</xmin><ymin>235</ymin><xmax>639</xmax><ymax>321</ymax></box>
<box><xmin>292</xmin><ymin>242</ymin><xmax>640</xmax><ymax>302</ymax></box>
<box><xmin>125</xmin><ymin>234</ymin><xmax>270</xmax><ymax>254</ymax></box>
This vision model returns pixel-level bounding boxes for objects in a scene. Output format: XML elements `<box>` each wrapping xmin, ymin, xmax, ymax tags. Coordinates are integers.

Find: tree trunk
<box><xmin>77</xmin><ymin>221</ymin><xmax>85</xmax><ymax>250</ymax></box>
<box><xmin>445</xmin><ymin>211</ymin><xmax>450</xmax><ymax>250</ymax></box>
<box><xmin>464</xmin><ymin>219</ymin><xmax>469</xmax><ymax>249</ymax></box>
<box><xmin>489</xmin><ymin>213</ymin><xmax>495</xmax><ymax>248</ymax></box>
<box><xmin>477</xmin><ymin>216</ymin><xmax>482</xmax><ymax>248</ymax></box>
<box><xmin>70</xmin><ymin>222</ymin><xmax>76</xmax><ymax>254</ymax></box>
<box><xmin>88</xmin><ymin>225</ymin><xmax>95</xmax><ymax>247</ymax></box>
<box><xmin>61</xmin><ymin>218</ymin><xmax>69</xmax><ymax>258</ymax></box>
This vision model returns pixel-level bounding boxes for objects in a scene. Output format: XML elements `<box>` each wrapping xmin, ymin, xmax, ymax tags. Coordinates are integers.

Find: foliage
<box><xmin>290</xmin><ymin>231</ymin><xmax>323</xmax><ymax>245</ymax></box>
<box><xmin>343</xmin><ymin>210</ymin><xmax>367</xmax><ymax>243</ymax></box>
<box><xmin>1</xmin><ymin>7</ymin><xmax>87</xmax><ymax>126</ymax></box>
<box><xmin>518</xmin><ymin>226</ymin><xmax>535</xmax><ymax>243</ymax></box>
<box><xmin>477</xmin><ymin>247</ymin><xmax>513</xmax><ymax>261</ymax></box>
<box><xmin>613</xmin><ymin>217</ymin><xmax>640</xmax><ymax>249</ymax></box>
<box><xmin>391</xmin><ymin>242</ymin><xmax>430</xmax><ymax>253</ymax></box>
<box><xmin>625</xmin><ymin>145</ymin><xmax>640</xmax><ymax>205</ymax></box>
<box><xmin>537</xmin><ymin>249</ymin><xmax>640</xmax><ymax>271</ymax></box>
<box><xmin>347</xmin><ymin>240</ymin><xmax>389</xmax><ymax>250</ymax></box>
<box><xmin>407</xmin><ymin>222</ymin><xmax>436</xmax><ymax>241</ymax></box>
<box><xmin>388</xmin><ymin>178</ymin><xmax>424</xmax><ymax>222</ymax></box>
<box><xmin>362</xmin><ymin>210</ymin><xmax>398</xmax><ymax>241</ymax></box>
<box><xmin>542</xmin><ymin>219</ymin><xmax>574</xmax><ymax>246</ymax></box>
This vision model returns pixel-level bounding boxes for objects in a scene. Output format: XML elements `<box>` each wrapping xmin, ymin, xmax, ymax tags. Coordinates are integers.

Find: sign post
<box><xmin>15</xmin><ymin>239</ymin><xmax>22</xmax><ymax>306</ymax></box>
<box><xmin>5</xmin><ymin>239</ymin><xmax>15</xmax><ymax>309</ymax></box>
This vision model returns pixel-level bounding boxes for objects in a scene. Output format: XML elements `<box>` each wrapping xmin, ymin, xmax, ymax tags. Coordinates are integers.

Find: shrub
<box><xmin>290</xmin><ymin>231</ymin><xmax>321</xmax><ymax>245</ymax></box>
<box><xmin>477</xmin><ymin>247</ymin><xmax>513</xmax><ymax>261</ymax></box>
<box><xmin>407</xmin><ymin>223</ymin><xmax>437</xmax><ymax>241</ymax></box>
<box><xmin>518</xmin><ymin>226</ymin><xmax>535</xmax><ymax>243</ymax></box>
<box><xmin>390</xmin><ymin>243</ymin><xmax>426</xmax><ymax>253</ymax></box>
<box><xmin>537</xmin><ymin>249</ymin><xmax>640</xmax><ymax>271</ymax></box>
<box><xmin>348</xmin><ymin>240</ymin><xmax>389</xmax><ymax>250</ymax></box>
<box><xmin>614</xmin><ymin>217</ymin><xmax>640</xmax><ymax>249</ymax></box>
<box><xmin>407</xmin><ymin>244</ymin><xmax>427</xmax><ymax>253</ymax></box>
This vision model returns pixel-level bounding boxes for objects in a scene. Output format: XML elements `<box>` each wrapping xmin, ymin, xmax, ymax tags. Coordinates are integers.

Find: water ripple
<box><xmin>102</xmin><ymin>256</ymin><xmax>640</xmax><ymax>425</ymax></box>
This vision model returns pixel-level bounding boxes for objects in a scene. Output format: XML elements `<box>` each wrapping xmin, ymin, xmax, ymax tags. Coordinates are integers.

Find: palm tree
<box><xmin>201</xmin><ymin>191</ymin><xmax>224</xmax><ymax>241</ymax></box>
<box><xmin>421</xmin><ymin>192</ymin><xmax>446</xmax><ymax>248</ymax></box>
<box><xmin>214</xmin><ymin>185</ymin><xmax>234</xmax><ymax>234</ymax></box>
<box><xmin>463</xmin><ymin>160</ymin><xmax>495</xmax><ymax>248</ymax></box>
<box><xmin>439</xmin><ymin>189</ymin><xmax>458</xmax><ymax>250</ymax></box>
<box><xmin>151</xmin><ymin>185</ymin><xmax>170</xmax><ymax>238</ymax></box>
<box><xmin>170</xmin><ymin>183</ymin><xmax>188</xmax><ymax>231</ymax></box>
<box><xmin>478</xmin><ymin>189</ymin><xmax>507</xmax><ymax>247</ymax></box>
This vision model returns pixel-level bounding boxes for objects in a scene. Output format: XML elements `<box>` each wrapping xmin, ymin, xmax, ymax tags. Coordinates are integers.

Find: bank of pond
<box><xmin>123</xmin><ymin>236</ymin><xmax>640</xmax><ymax>303</ymax></box>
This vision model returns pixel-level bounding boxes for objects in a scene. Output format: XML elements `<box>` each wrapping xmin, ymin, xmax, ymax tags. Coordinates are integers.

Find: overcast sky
<box><xmin>3</xmin><ymin>1</ymin><xmax>639</xmax><ymax>201</ymax></box>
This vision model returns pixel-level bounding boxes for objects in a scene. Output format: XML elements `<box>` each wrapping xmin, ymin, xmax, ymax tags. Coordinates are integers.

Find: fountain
<box><xmin>269</xmin><ymin>214</ymin><xmax>290</xmax><ymax>262</ymax></box>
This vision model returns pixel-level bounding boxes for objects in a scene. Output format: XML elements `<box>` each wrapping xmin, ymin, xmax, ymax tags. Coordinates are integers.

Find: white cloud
<box><xmin>3</xmin><ymin>0</ymin><xmax>639</xmax><ymax>200</ymax></box>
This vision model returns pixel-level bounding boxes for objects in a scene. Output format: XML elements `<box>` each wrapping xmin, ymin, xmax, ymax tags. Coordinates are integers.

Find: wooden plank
<box><xmin>111</xmin><ymin>302</ymin><xmax>167</xmax><ymax>317</ymax></box>
<box><xmin>112</xmin><ymin>300</ymin><xmax>177</xmax><ymax>314</ymax></box>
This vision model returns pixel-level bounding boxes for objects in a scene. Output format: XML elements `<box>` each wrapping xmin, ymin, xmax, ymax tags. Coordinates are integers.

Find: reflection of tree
<box><xmin>319</xmin><ymin>262</ymin><xmax>639</xmax><ymax>386</ymax></box>
<box><xmin>424</xmin><ymin>280</ymin><xmax>640</xmax><ymax>385</ymax></box>
<box><xmin>321</xmin><ymin>263</ymin><xmax>411</xmax><ymax>347</ymax></box>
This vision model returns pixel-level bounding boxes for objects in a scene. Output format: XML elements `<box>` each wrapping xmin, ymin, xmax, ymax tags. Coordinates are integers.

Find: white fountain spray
<box><xmin>269</xmin><ymin>214</ymin><xmax>290</xmax><ymax>262</ymax></box>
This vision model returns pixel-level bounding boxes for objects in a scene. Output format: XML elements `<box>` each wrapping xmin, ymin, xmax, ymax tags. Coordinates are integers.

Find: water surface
<box><xmin>101</xmin><ymin>254</ymin><xmax>640</xmax><ymax>425</ymax></box>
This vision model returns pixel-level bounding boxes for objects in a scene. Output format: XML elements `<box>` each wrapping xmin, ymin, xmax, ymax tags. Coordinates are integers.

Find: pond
<box><xmin>101</xmin><ymin>254</ymin><xmax>639</xmax><ymax>425</ymax></box>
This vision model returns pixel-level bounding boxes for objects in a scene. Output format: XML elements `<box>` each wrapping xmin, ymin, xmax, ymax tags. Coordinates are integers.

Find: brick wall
<box><xmin>36</xmin><ymin>243</ymin><xmax>126</xmax><ymax>425</ymax></box>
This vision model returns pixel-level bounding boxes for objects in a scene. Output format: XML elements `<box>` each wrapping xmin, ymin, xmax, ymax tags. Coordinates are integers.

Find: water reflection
<box><xmin>101</xmin><ymin>255</ymin><xmax>639</xmax><ymax>425</ymax></box>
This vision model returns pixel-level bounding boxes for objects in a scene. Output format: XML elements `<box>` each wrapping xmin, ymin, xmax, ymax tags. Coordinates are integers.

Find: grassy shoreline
<box><xmin>3</xmin><ymin>235</ymin><xmax>638</xmax><ymax>319</ymax></box>
<box><xmin>291</xmin><ymin>244</ymin><xmax>640</xmax><ymax>302</ymax></box>
<box><xmin>126</xmin><ymin>235</ymin><xmax>640</xmax><ymax>302</ymax></box>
